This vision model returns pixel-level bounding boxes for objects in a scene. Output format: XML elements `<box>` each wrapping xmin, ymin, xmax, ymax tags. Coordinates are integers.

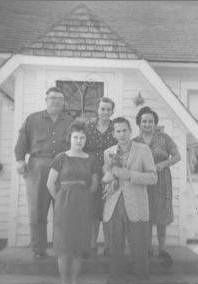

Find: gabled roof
<box><xmin>20</xmin><ymin>4</ymin><xmax>139</xmax><ymax>60</ymax></box>
<box><xmin>0</xmin><ymin>1</ymin><xmax>198</xmax><ymax>63</ymax></box>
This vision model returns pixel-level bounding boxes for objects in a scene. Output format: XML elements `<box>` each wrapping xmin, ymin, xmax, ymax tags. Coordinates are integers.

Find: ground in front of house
<box><xmin>0</xmin><ymin>245</ymin><xmax>198</xmax><ymax>283</ymax></box>
<box><xmin>0</xmin><ymin>274</ymin><xmax>198</xmax><ymax>284</ymax></box>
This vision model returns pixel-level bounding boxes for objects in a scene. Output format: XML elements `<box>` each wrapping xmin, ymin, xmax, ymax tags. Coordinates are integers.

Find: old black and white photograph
<box><xmin>0</xmin><ymin>1</ymin><xmax>198</xmax><ymax>283</ymax></box>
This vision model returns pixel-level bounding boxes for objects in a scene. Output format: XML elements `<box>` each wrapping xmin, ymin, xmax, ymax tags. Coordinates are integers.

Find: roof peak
<box><xmin>20</xmin><ymin>3</ymin><xmax>140</xmax><ymax>60</ymax></box>
<box><xmin>70</xmin><ymin>3</ymin><xmax>94</xmax><ymax>14</ymax></box>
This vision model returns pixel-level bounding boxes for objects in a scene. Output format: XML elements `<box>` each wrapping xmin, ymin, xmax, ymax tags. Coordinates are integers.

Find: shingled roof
<box><xmin>20</xmin><ymin>4</ymin><xmax>139</xmax><ymax>60</ymax></box>
<box><xmin>1</xmin><ymin>1</ymin><xmax>198</xmax><ymax>63</ymax></box>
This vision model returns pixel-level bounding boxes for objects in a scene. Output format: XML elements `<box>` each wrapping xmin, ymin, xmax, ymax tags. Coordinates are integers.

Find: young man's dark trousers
<box><xmin>106</xmin><ymin>195</ymin><xmax>149</xmax><ymax>281</ymax></box>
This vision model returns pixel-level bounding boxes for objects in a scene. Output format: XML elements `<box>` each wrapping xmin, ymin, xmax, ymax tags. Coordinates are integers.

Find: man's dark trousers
<box><xmin>25</xmin><ymin>156</ymin><xmax>52</xmax><ymax>255</ymax></box>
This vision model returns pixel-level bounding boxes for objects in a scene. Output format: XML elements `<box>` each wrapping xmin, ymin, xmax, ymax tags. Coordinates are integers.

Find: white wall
<box><xmin>152</xmin><ymin>65</ymin><xmax>198</xmax><ymax>243</ymax></box>
<box><xmin>0</xmin><ymin>95</ymin><xmax>14</xmax><ymax>238</ymax></box>
<box><xmin>9</xmin><ymin>64</ymin><xmax>188</xmax><ymax>247</ymax></box>
<box><xmin>121</xmin><ymin>70</ymin><xmax>186</xmax><ymax>245</ymax></box>
<box><xmin>9</xmin><ymin>66</ymin><xmax>122</xmax><ymax>246</ymax></box>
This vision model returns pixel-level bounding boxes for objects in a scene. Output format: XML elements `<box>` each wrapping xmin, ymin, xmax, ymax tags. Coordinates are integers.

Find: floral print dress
<box><xmin>134</xmin><ymin>131</ymin><xmax>179</xmax><ymax>225</ymax></box>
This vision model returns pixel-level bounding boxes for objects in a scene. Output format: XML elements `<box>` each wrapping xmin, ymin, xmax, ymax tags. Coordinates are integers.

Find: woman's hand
<box><xmin>156</xmin><ymin>161</ymin><xmax>168</xmax><ymax>172</ymax></box>
<box><xmin>50</xmin><ymin>190</ymin><xmax>57</xmax><ymax>199</ymax></box>
<box><xmin>102</xmin><ymin>171</ymin><xmax>114</xmax><ymax>184</ymax></box>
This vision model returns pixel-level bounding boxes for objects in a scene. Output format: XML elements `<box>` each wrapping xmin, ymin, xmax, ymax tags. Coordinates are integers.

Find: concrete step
<box><xmin>0</xmin><ymin>246</ymin><xmax>198</xmax><ymax>277</ymax></box>
<box><xmin>0</xmin><ymin>274</ymin><xmax>198</xmax><ymax>284</ymax></box>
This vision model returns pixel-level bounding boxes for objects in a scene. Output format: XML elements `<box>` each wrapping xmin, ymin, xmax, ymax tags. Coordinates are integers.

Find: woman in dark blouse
<box><xmin>134</xmin><ymin>106</ymin><xmax>181</xmax><ymax>266</ymax></box>
<box><xmin>85</xmin><ymin>97</ymin><xmax>117</xmax><ymax>255</ymax></box>
<box><xmin>47</xmin><ymin>121</ymin><xmax>98</xmax><ymax>284</ymax></box>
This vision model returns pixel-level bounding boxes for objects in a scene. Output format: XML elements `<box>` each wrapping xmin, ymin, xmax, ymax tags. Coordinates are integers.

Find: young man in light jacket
<box><xmin>102</xmin><ymin>117</ymin><xmax>157</xmax><ymax>284</ymax></box>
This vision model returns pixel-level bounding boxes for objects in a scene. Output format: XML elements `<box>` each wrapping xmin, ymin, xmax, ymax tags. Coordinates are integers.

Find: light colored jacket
<box><xmin>103</xmin><ymin>141</ymin><xmax>157</xmax><ymax>223</ymax></box>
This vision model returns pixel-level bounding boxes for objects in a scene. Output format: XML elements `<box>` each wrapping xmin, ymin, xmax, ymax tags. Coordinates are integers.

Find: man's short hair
<box><xmin>97</xmin><ymin>97</ymin><xmax>115</xmax><ymax>111</ymax></box>
<box><xmin>46</xmin><ymin>87</ymin><xmax>64</xmax><ymax>97</ymax></box>
<box><xmin>112</xmin><ymin>117</ymin><xmax>131</xmax><ymax>131</ymax></box>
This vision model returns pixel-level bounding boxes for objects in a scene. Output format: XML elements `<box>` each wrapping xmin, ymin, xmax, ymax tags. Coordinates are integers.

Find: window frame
<box><xmin>181</xmin><ymin>83</ymin><xmax>198</xmax><ymax>182</ymax></box>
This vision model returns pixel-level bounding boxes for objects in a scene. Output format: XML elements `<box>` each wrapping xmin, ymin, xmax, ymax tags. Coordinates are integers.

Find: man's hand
<box><xmin>112</xmin><ymin>166</ymin><xmax>130</xmax><ymax>180</ymax></box>
<box><xmin>102</xmin><ymin>183</ymin><xmax>115</xmax><ymax>200</ymax></box>
<box><xmin>111</xmin><ymin>166</ymin><xmax>120</xmax><ymax>177</ymax></box>
<box><xmin>16</xmin><ymin>160</ymin><xmax>28</xmax><ymax>176</ymax></box>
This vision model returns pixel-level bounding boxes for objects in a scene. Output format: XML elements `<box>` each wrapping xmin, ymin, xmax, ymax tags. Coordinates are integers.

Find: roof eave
<box><xmin>140</xmin><ymin>60</ymin><xmax>198</xmax><ymax>138</ymax></box>
<box><xmin>150</xmin><ymin>60</ymin><xmax>198</xmax><ymax>68</ymax></box>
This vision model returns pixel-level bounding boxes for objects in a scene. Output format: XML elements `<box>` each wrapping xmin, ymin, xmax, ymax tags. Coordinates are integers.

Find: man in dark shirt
<box><xmin>15</xmin><ymin>87</ymin><xmax>73</xmax><ymax>258</ymax></box>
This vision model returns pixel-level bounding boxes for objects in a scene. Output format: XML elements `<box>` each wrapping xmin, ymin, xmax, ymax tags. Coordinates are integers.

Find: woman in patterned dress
<box><xmin>85</xmin><ymin>97</ymin><xmax>117</xmax><ymax>255</ymax></box>
<box><xmin>134</xmin><ymin>106</ymin><xmax>181</xmax><ymax>265</ymax></box>
<box><xmin>47</xmin><ymin>121</ymin><xmax>98</xmax><ymax>284</ymax></box>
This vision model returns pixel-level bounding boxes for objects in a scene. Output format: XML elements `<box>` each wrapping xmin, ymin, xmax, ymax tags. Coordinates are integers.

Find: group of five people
<box><xmin>15</xmin><ymin>87</ymin><xmax>180</xmax><ymax>284</ymax></box>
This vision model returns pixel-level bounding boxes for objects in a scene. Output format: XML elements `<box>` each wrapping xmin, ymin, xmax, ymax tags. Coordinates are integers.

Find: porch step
<box><xmin>0</xmin><ymin>273</ymin><xmax>197</xmax><ymax>284</ymax></box>
<box><xmin>0</xmin><ymin>246</ymin><xmax>198</xmax><ymax>276</ymax></box>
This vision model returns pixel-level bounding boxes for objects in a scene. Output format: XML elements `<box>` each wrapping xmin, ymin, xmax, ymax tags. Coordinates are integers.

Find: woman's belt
<box><xmin>59</xmin><ymin>181</ymin><xmax>87</xmax><ymax>205</ymax></box>
<box><xmin>60</xmin><ymin>180</ymin><xmax>86</xmax><ymax>187</ymax></box>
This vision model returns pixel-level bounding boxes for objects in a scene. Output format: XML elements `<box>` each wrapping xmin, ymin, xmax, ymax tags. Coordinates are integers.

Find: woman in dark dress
<box><xmin>85</xmin><ymin>97</ymin><xmax>117</xmax><ymax>255</ymax></box>
<box><xmin>47</xmin><ymin>121</ymin><xmax>98</xmax><ymax>284</ymax></box>
<box><xmin>134</xmin><ymin>106</ymin><xmax>181</xmax><ymax>266</ymax></box>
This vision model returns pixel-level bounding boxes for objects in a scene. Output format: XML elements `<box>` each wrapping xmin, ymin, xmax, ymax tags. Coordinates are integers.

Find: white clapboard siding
<box><xmin>0</xmin><ymin>99</ymin><xmax>14</xmax><ymax>238</ymax></box>
<box><xmin>14</xmin><ymin>68</ymin><xmax>117</xmax><ymax>246</ymax></box>
<box><xmin>14</xmin><ymin>68</ymin><xmax>53</xmax><ymax>246</ymax></box>
<box><xmin>122</xmin><ymin>73</ymin><xmax>186</xmax><ymax>245</ymax></box>
<box><xmin>13</xmin><ymin>68</ymin><xmax>187</xmax><ymax>246</ymax></box>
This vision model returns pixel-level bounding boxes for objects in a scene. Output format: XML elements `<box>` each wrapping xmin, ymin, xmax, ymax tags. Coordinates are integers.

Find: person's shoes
<box><xmin>90</xmin><ymin>247</ymin><xmax>98</xmax><ymax>257</ymax></box>
<box><xmin>133</xmin><ymin>273</ymin><xmax>150</xmax><ymax>281</ymax></box>
<box><xmin>82</xmin><ymin>252</ymin><xmax>89</xmax><ymax>259</ymax></box>
<box><xmin>158</xmin><ymin>250</ymin><xmax>173</xmax><ymax>267</ymax></box>
<box><xmin>106</xmin><ymin>276</ymin><xmax>127</xmax><ymax>284</ymax></box>
<box><xmin>148</xmin><ymin>248</ymin><xmax>154</xmax><ymax>258</ymax></box>
<box><xmin>33</xmin><ymin>251</ymin><xmax>49</xmax><ymax>259</ymax></box>
<box><xmin>104</xmin><ymin>247</ymin><xmax>110</xmax><ymax>257</ymax></box>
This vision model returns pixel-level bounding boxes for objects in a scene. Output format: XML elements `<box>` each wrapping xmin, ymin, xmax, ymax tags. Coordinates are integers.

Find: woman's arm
<box><xmin>90</xmin><ymin>173</ymin><xmax>98</xmax><ymax>193</ymax></box>
<box><xmin>156</xmin><ymin>153</ymin><xmax>180</xmax><ymax>171</ymax></box>
<box><xmin>156</xmin><ymin>134</ymin><xmax>181</xmax><ymax>171</ymax></box>
<box><xmin>47</xmin><ymin>168</ymin><xmax>59</xmax><ymax>198</ymax></box>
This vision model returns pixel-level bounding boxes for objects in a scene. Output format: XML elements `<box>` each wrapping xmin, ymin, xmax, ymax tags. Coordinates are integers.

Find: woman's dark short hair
<box><xmin>112</xmin><ymin>117</ymin><xmax>131</xmax><ymax>131</ymax></box>
<box><xmin>97</xmin><ymin>97</ymin><xmax>115</xmax><ymax>111</ymax></box>
<box><xmin>136</xmin><ymin>106</ymin><xmax>159</xmax><ymax>126</ymax></box>
<box><xmin>46</xmin><ymin>87</ymin><xmax>64</xmax><ymax>96</ymax></box>
<box><xmin>66</xmin><ymin>119</ymin><xmax>87</xmax><ymax>148</ymax></box>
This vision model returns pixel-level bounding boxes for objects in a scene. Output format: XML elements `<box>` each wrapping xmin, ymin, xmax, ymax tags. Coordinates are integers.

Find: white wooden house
<box><xmin>1</xmin><ymin>2</ymin><xmax>198</xmax><ymax>248</ymax></box>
